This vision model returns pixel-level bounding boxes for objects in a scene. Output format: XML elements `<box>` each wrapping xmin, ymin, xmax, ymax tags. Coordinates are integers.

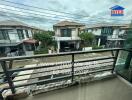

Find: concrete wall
<box><xmin>112</xmin><ymin>29</ymin><xmax>119</xmax><ymax>38</ymax></box>
<box><xmin>92</xmin><ymin>29</ymin><xmax>101</xmax><ymax>36</ymax></box>
<box><xmin>28</xmin><ymin>29</ymin><xmax>33</xmax><ymax>38</ymax></box>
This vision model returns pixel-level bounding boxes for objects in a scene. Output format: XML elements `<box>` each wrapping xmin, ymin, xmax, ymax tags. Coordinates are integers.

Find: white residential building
<box><xmin>80</xmin><ymin>24</ymin><xmax>129</xmax><ymax>48</ymax></box>
<box><xmin>0</xmin><ymin>20</ymin><xmax>41</xmax><ymax>57</ymax></box>
<box><xmin>53</xmin><ymin>21</ymin><xmax>85</xmax><ymax>52</ymax></box>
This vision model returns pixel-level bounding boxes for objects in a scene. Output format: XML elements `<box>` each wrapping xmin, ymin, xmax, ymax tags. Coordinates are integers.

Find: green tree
<box><xmin>79</xmin><ymin>32</ymin><xmax>95</xmax><ymax>47</ymax></box>
<box><xmin>34</xmin><ymin>31</ymin><xmax>53</xmax><ymax>48</ymax></box>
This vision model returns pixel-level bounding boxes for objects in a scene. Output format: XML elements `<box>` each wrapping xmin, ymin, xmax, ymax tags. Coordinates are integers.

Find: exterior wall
<box><xmin>112</xmin><ymin>28</ymin><xmax>119</xmax><ymax>38</ymax></box>
<box><xmin>54</xmin><ymin>26</ymin><xmax>82</xmax><ymax>52</ymax></box>
<box><xmin>54</xmin><ymin>26</ymin><xmax>80</xmax><ymax>41</ymax></box>
<box><xmin>28</xmin><ymin>29</ymin><xmax>33</xmax><ymax>38</ymax></box>
<box><xmin>92</xmin><ymin>29</ymin><xmax>101</xmax><ymax>36</ymax></box>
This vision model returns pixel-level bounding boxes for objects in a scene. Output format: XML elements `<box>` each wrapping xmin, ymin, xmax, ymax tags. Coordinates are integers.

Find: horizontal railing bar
<box><xmin>122</xmin><ymin>48</ymin><xmax>132</xmax><ymax>52</ymax></box>
<box><xmin>0</xmin><ymin>72</ymin><xmax>4</xmax><ymax>74</ymax></box>
<box><xmin>0</xmin><ymin>48</ymin><xmax>121</xmax><ymax>61</ymax></box>
<box><xmin>12</xmin><ymin>60</ymin><xmax>114</xmax><ymax>78</ymax></box>
<box><xmin>74</xmin><ymin>56</ymin><xmax>114</xmax><ymax>63</ymax></box>
<box><xmin>75</xmin><ymin>68</ymin><xmax>113</xmax><ymax>76</ymax></box>
<box><xmin>9</xmin><ymin>56</ymin><xmax>114</xmax><ymax>73</ymax></box>
<box><xmin>10</xmin><ymin>68</ymin><xmax>112</xmax><ymax>89</ymax></box>
<box><xmin>13</xmin><ymin>67</ymin><xmax>71</xmax><ymax>78</ymax></box>
<box><xmin>12</xmin><ymin>75</ymin><xmax>72</xmax><ymax>89</ymax></box>
<box><xmin>74</xmin><ymin>66</ymin><xmax>112</xmax><ymax>74</ymax></box>
<box><xmin>9</xmin><ymin>62</ymin><xmax>72</xmax><ymax>73</ymax></box>
<box><xmin>12</xmin><ymin>65</ymin><xmax>112</xmax><ymax>82</ymax></box>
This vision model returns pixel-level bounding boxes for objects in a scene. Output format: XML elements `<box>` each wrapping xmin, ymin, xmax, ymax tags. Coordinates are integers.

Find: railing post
<box><xmin>71</xmin><ymin>53</ymin><xmax>74</xmax><ymax>82</ymax></box>
<box><xmin>1</xmin><ymin>61</ymin><xmax>15</xmax><ymax>94</ymax></box>
<box><xmin>9</xmin><ymin>60</ymin><xmax>13</xmax><ymax>69</ymax></box>
<box><xmin>112</xmin><ymin>49</ymin><xmax>119</xmax><ymax>73</ymax></box>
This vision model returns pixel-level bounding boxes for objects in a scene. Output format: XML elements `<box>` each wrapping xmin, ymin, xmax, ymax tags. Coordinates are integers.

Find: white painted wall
<box><xmin>55</xmin><ymin>28</ymin><xmax>60</xmax><ymax>36</ymax></box>
<box><xmin>23</xmin><ymin>30</ymin><xmax>27</xmax><ymax>39</ymax></box>
<box><xmin>72</xmin><ymin>28</ymin><xmax>78</xmax><ymax>37</ymax></box>
<box><xmin>93</xmin><ymin>29</ymin><xmax>101</xmax><ymax>36</ymax></box>
<box><xmin>28</xmin><ymin>29</ymin><xmax>33</xmax><ymax>38</ymax></box>
<box><xmin>112</xmin><ymin>29</ymin><xmax>119</xmax><ymax>38</ymax></box>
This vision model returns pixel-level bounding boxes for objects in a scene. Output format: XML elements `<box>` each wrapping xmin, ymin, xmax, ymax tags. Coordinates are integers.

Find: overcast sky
<box><xmin>0</xmin><ymin>0</ymin><xmax>132</xmax><ymax>30</ymax></box>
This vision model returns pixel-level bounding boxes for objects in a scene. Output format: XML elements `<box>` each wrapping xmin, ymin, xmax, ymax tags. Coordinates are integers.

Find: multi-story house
<box><xmin>80</xmin><ymin>24</ymin><xmax>129</xmax><ymax>48</ymax></box>
<box><xmin>0</xmin><ymin>20</ymin><xmax>42</xmax><ymax>57</ymax></box>
<box><xmin>53</xmin><ymin>21</ymin><xmax>85</xmax><ymax>52</ymax></box>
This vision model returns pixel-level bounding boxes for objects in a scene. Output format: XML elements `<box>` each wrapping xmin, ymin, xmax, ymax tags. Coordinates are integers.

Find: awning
<box><xmin>23</xmin><ymin>39</ymin><xmax>37</xmax><ymax>44</ymax></box>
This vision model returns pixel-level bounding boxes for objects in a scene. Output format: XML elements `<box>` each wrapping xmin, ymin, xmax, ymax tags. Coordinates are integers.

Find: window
<box><xmin>61</xmin><ymin>28</ymin><xmax>71</xmax><ymax>37</ymax></box>
<box><xmin>17</xmin><ymin>29</ymin><xmax>24</xmax><ymax>39</ymax></box>
<box><xmin>101</xmin><ymin>27</ymin><xmax>114</xmax><ymax>36</ymax></box>
<box><xmin>25</xmin><ymin>30</ymin><xmax>29</xmax><ymax>38</ymax></box>
<box><xmin>0</xmin><ymin>29</ymin><xmax>9</xmax><ymax>40</ymax></box>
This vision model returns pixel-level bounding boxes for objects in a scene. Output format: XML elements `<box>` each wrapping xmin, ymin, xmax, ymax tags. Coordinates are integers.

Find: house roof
<box><xmin>85</xmin><ymin>23</ymin><xmax>129</xmax><ymax>29</ymax></box>
<box><xmin>0</xmin><ymin>20</ymin><xmax>45</xmax><ymax>30</ymax></box>
<box><xmin>110</xmin><ymin>5</ymin><xmax>125</xmax><ymax>10</ymax></box>
<box><xmin>53</xmin><ymin>21</ymin><xmax>85</xmax><ymax>27</ymax></box>
<box><xmin>0</xmin><ymin>20</ymin><xmax>29</xmax><ymax>27</ymax></box>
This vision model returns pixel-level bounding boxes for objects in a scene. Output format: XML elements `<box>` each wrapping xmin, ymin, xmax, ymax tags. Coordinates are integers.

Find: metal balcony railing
<box><xmin>0</xmin><ymin>48</ymin><xmax>131</xmax><ymax>96</ymax></box>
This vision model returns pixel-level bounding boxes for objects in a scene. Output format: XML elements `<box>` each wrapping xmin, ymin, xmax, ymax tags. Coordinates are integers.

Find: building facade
<box><xmin>0</xmin><ymin>20</ymin><xmax>40</xmax><ymax>57</ymax></box>
<box><xmin>53</xmin><ymin>21</ymin><xmax>85</xmax><ymax>52</ymax></box>
<box><xmin>80</xmin><ymin>24</ymin><xmax>129</xmax><ymax>48</ymax></box>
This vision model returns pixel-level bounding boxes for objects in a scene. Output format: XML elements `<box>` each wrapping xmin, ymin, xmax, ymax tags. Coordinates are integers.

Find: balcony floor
<box><xmin>23</xmin><ymin>77</ymin><xmax>132</xmax><ymax>100</ymax></box>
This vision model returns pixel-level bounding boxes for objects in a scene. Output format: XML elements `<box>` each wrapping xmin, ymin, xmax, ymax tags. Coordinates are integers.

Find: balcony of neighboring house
<box><xmin>0</xmin><ymin>48</ymin><xmax>132</xmax><ymax>100</ymax></box>
<box><xmin>54</xmin><ymin>28</ymin><xmax>80</xmax><ymax>41</ymax></box>
<box><xmin>54</xmin><ymin>36</ymin><xmax>80</xmax><ymax>41</ymax></box>
<box><xmin>106</xmin><ymin>35</ymin><xmax>125</xmax><ymax>48</ymax></box>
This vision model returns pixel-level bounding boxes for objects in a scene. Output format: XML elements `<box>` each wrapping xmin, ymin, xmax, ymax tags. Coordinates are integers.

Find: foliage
<box><xmin>33</xmin><ymin>31</ymin><xmax>55</xmax><ymax>54</ymax></box>
<box><xmin>79</xmin><ymin>32</ymin><xmax>95</xmax><ymax>46</ymax></box>
<box><xmin>33</xmin><ymin>31</ymin><xmax>53</xmax><ymax>48</ymax></box>
<box><xmin>34</xmin><ymin>48</ymin><xmax>48</xmax><ymax>54</ymax></box>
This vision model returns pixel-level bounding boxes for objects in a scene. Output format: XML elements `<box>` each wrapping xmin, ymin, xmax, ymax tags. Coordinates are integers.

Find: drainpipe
<box><xmin>98</xmin><ymin>38</ymin><xmax>101</xmax><ymax>47</ymax></box>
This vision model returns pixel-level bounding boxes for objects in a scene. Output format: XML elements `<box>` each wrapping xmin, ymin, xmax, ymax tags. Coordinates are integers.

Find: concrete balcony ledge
<box><xmin>54</xmin><ymin>36</ymin><xmax>80</xmax><ymax>41</ymax></box>
<box><xmin>22</xmin><ymin>76</ymin><xmax>132</xmax><ymax>100</ymax></box>
<box><xmin>3</xmin><ymin>71</ymin><xmax>113</xmax><ymax>99</ymax></box>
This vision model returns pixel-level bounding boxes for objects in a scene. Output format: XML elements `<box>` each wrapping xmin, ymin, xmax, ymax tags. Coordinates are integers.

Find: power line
<box><xmin>0</xmin><ymin>10</ymin><xmax>103</xmax><ymax>24</ymax></box>
<box><xmin>0</xmin><ymin>0</ymin><xmax>85</xmax><ymax>17</ymax></box>
<box><xmin>0</xmin><ymin>3</ymin><xmax>130</xmax><ymax>23</ymax></box>
<box><xmin>0</xmin><ymin>7</ymin><xmax>109</xmax><ymax>24</ymax></box>
<box><xmin>0</xmin><ymin>3</ymin><xmax>80</xmax><ymax>20</ymax></box>
<box><xmin>0</xmin><ymin>4</ymin><xmax>104</xmax><ymax>23</ymax></box>
<box><xmin>0</xmin><ymin>11</ymin><xmax>129</xmax><ymax>30</ymax></box>
<box><xmin>0</xmin><ymin>0</ymin><xmax>130</xmax><ymax>22</ymax></box>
